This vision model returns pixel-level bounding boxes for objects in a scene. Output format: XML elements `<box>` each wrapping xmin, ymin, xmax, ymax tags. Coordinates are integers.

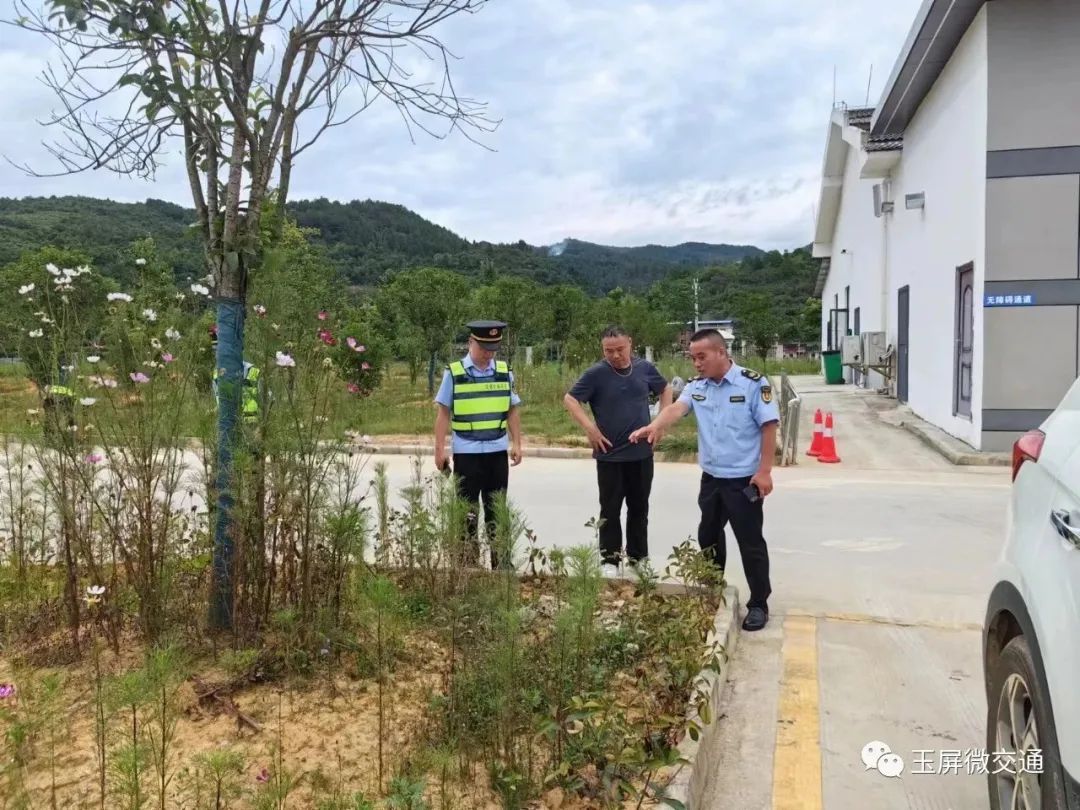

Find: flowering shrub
<box><xmin>0</xmin><ymin>226</ymin><xmax>389</xmax><ymax>650</ymax></box>
<box><xmin>334</xmin><ymin>309</ymin><xmax>390</xmax><ymax>396</ymax></box>
<box><xmin>0</xmin><ymin>246</ymin><xmax>115</xmax><ymax>391</ymax></box>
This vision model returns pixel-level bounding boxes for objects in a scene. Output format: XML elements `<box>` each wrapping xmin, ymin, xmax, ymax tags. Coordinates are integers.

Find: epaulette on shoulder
<box><xmin>741</xmin><ymin>368</ymin><xmax>762</xmax><ymax>382</ymax></box>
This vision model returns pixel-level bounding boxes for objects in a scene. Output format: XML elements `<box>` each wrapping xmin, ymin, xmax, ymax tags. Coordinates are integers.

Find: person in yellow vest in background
<box><xmin>434</xmin><ymin>320</ymin><xmax>523</xmax><ymax>570</ymax></box>
<box><xmin>42</xmin><ymin>365</ymin><xmax>76</xmax><ymax>442</ymax></box>
<box><xmin>210</xmin><ymin>325</ymin><xmax>263</xmax><ymax>424</ymax></box>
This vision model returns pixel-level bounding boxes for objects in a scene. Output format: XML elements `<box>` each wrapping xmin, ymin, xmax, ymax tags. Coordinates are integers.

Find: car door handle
<box><xmin>1050</xmin><ymin>509</ymin><xmax>1080</xmax><ymax>549</ymax></box>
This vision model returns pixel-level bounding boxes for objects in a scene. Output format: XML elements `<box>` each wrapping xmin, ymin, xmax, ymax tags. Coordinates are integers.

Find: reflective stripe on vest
<box><xmin>448</xmin><ymin>360</ymin><xmax>511</xmax><ymax>440</ymax></box>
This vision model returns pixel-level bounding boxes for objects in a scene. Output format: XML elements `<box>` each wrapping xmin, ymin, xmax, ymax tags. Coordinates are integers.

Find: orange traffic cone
<box><xmin>817</xmin><ymin>412</ymin><xmax>841</xmax><ymax>463</ymax></box>
<box><xmin>806</xmin><ymin>408</ymin><xmax>824</xmax><ymax>456</ymax></box>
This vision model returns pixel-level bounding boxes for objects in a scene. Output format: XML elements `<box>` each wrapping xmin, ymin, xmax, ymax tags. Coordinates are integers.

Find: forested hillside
<box><xmin>547</xmin><ymin>238</ymin><xmax>763</xmax><ymax>292</ymax></box>
<box><xmin>0</xmin><ymin>197</ymin><xmax>204</xmax><ymax>286</ymax></box>
<box><xmin>0</xmin><ymin>196</ymin><xmax>762</xmax><ymax>294</ymax></box>
<box><xmin>0</xmin><ymin>195</ymin><xmax>820</xmax><ymax>364</ymax></box>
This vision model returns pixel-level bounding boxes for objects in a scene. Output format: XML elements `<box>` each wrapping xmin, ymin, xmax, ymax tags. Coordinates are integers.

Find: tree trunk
<box><xmin>209</xmin><ymin>296</ymin><xmax>246</xmax><ymax>631</ymax></box>
<box><xmin>428</xmin><ymin>352</ymin><xmax>438</xmax><ymax>397</ymax></box>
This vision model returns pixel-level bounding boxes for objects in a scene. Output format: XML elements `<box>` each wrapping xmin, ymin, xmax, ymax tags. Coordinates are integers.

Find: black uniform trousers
<box><xmin>596</xmin><ymin>457</ymin><xmax>654</xmax><ymax>566</ymax></box>
<box><xmin>453</xmin><ymin>451</ymin><xmax>510</xmax><ymax>569</ymax></box>
<box><xmin>697</xmin><ymin>473</ymin><xmax>771</xmax><ymax>610</ymax></box>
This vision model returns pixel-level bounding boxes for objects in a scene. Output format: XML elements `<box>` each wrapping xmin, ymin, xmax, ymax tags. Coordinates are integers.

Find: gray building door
<box><xmin>954</xmin><ymin>264</ymin><xmax>974</xmax><ymax>418</ymax></box>
<box><xmin>897</xmin><ymin>286</ymin><xmax>910</xmax><ymax>403</ymax></box>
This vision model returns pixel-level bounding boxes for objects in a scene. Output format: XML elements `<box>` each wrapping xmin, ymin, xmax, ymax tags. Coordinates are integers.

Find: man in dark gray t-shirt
<box><xmin>563</xmin><ymin>326</ymin><xmax>672</xmax><ymax>576</ymax></box>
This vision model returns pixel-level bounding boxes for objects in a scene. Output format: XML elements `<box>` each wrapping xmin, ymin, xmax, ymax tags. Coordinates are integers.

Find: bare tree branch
<box><xmin>10</xmin><ymin>0</ymin><xmax>498</xmax><ymax>263</ymax></box>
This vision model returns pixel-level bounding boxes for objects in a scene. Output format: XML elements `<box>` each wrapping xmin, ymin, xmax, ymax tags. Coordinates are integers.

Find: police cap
<box><xmin>466</xmin><ymin>320</ymin><xmax>507</xmax><ymax>350</ymax></box>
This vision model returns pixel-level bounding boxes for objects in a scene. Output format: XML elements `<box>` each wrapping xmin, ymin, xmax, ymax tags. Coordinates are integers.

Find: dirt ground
<box><xmin>1</xmin><ymin>579</ymin><xmax>693</xmax><ymax>810</ymax></box>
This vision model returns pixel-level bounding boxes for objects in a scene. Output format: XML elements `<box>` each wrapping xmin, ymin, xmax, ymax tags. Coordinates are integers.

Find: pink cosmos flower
<box><xmin>0</xmin><ymin>684</ymin><xmax>15</xmax><ymax>700</ymax></box>
<box><xmin>256</xmin><ymin>768</ymin><xmax>270</xmax><ymax>784</ymax></box>
<box><xmin>347</xmin><ymin>383</ymin><xmax>360</xmax><ymax>394</ymax></box>
<box><xmin>161</xmin><ymin>353</ymin><xmax>174</xmax><ymax>364</ymax></box>
<box><xmin>361</xmin><ymin>362</ymin><xmax>371</xmax><ymax>370</ymax></box>
<box><xmin>317</xmin><ymin>310</ymin><xmax>328</xmax><ymax>321</ymax></box>
<box><xmin>84</xmin><ymin>453</ymin><xmax>103</xmax><ymax>464</ymax></box>
<box><xmin>130</xmin><ymin>372</ymin><xmax>150</xmax><ymax>384</ymax></box>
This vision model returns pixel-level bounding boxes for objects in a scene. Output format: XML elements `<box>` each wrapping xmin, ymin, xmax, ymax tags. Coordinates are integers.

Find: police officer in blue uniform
<box><xmin>434</xmin><ymin>320</ymin><xmax>523</xmax><ymax>569</ymax></box>
<box><xmin>629</xmin><ymin>328</ymin><xmax>779</xmax><ymax>631</ymax></box>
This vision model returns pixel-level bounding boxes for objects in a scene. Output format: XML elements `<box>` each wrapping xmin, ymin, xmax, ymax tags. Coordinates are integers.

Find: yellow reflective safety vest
<box><xmin>447</xmin><ymin>359</ymin><xmax>511</xmax><ymax>441</ymax></box>
<box><xmin>242</xmin><ymin>365</ymin><xmax>260</xmax><ymax>421</ymax></box>
<box><xmin>214</xmin><ymin>363</ymin><xmax>261</xmax><ymax>422</ymax></box>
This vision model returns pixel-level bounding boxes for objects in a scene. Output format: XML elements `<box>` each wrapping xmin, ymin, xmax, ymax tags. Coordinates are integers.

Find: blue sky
<box><xmin>0</xmin><ymin>0</ymin><xmax>922</xmax><ymax>250</ymax></box>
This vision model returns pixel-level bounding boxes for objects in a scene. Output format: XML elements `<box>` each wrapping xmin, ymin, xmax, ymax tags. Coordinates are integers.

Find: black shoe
<box><xmin>742</xmin><ymin>606</ymin><xmax>768</xmax><ymax>631</ymax></box>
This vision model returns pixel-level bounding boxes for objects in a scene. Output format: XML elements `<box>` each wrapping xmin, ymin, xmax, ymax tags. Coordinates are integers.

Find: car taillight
<box><xmin>1012</xmin><ymin>429</ymin><xmax>1045</xmax><ymax>482</ymax></box>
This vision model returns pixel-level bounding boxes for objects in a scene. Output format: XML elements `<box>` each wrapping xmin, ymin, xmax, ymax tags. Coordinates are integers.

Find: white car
<box><xmin>983</xmin><ymin>380</ymin><xmax>1080</xmax><ymax>810</ymax></box>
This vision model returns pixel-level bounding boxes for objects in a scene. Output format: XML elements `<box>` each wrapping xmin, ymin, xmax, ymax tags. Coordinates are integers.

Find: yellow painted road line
<box><xmin>783</xmin><ymin>609</ymin><xmax>981</xmax><ymax>633</ymax></box>
<box><xmin>772</xmin><ymin>615</ymin><xmax>823</xmax><ymax>810</ymax></box>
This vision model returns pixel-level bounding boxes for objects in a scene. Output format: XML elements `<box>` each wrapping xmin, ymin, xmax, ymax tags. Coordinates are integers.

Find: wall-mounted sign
<box><xmin>984</xmin><ymin>294</ymin><xmax>1034</xmax><ymax>307</ymax></box>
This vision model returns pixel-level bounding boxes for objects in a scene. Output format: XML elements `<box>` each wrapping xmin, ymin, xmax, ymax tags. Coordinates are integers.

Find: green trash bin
<box><xmin>822</xmin><ymin>350</ymin><xmax>844</xmax><ymax>384</ymax></box>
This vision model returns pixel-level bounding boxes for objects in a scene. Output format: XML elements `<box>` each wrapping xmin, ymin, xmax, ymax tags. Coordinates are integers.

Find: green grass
<box><xmin>0</xmin><ymin>355</ymin><xmax>822</xmax><ymax>449</ymax></box>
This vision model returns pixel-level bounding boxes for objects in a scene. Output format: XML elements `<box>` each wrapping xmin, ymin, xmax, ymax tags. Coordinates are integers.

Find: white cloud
<box><xmin>0</xmin><ymin>0</ymin><xmax>923</xmax><ymax>250</ymax></box>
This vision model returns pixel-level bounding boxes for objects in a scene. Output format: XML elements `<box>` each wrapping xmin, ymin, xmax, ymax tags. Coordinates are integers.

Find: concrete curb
<box><xmin>660</xmin><ymin>585</ymin><xmax>741</xmax><ymax>810</ymax></box>
<box><xmin>898</xmin><ymin>419</ymin><xmax>1011</xmax><ymax>467</ymax></box>
<box><xmin>355</xmin><ymin>442</ymin><xmax>702</xmax><ymax>463</ymax></box>
<box><xmin>359</xmin><ymin>443</ymin><xmax>597</xmax><ymax>460</ymax></box>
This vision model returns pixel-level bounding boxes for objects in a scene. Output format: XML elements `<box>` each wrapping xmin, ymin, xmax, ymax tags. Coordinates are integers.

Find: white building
<box><xmin>812</xmin><ymin>0</ymin><xmax>1080</xmax><ymax>451</ymax></box>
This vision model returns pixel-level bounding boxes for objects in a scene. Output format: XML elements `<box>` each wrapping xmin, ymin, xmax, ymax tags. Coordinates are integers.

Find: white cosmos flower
<box><xmin>80</xmin><ymin>398</ymin><xmax>96</xmax><ymax>406</ymax></box>
<box><xmin>165</xmin><ymin>328</ymin><xmax>181</xmax><ymax>341</ymax></box>
<box><xmin>86</xmin><ymin>355</ymin><xmax>100</xmax><ymax>363</ymax></box>
<box><xmin>190</xmin><ymin>283</ymin><xmax>210</xmax><ymax>296</ymax></box>
<box><xmin>143</xmin><ymin>308</ymin><xmax>157</xmax><ymax>322</ymax></box>
<box><xmin>135</xmin><ymin>258</ymin><xmax>147</xmax><ymax>266</ymax></box>
<box><xmin>28</xmin><ymin>329</ymin><xmax>43</xmax><ymax>338</ymax></box>
<box><xmin>46</xmin><ymin>263</ymin><xmax>60</xmax><ymax>276</ymax></box>
<box><xmin>107</xmin><ymin>292</ymin><xmax>133</xmax><ymax>303</ymax></box>
<box><xmin>18</xmin><ymin>284</ymin><xmax>34</xmax><ymax>295</ymax></box>
<box><xmin>275</xmin><ymin>351</ymin><xmax>296</xmax><ymax>368</ymax></box>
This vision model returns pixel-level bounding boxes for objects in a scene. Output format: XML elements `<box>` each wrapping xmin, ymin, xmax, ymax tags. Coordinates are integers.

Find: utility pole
<box><xmin>693</xmin><ymin>276</ymin><xmax>700</xmax><ymax>333</ymax></box>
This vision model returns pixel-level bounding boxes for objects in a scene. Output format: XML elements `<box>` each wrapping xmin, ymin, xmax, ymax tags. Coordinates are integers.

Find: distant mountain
<box><xmin>541</xmin><ymin>238</ymin><xmax>764</xmax><ymax>292</ymax></box>
<box><xmin>0</xmin><ymin>196</ymin><xmax>204</xmax><ymax>286</ymax></box>
<box><xmin>547</xmin><ymin>238</ymin><xmax>762</xmax><ymax>265</ymax></box>
<box><xmin>0</xmin><ymin>196</ymin><xmax>764</xmax><ymax>295</ymax></box>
